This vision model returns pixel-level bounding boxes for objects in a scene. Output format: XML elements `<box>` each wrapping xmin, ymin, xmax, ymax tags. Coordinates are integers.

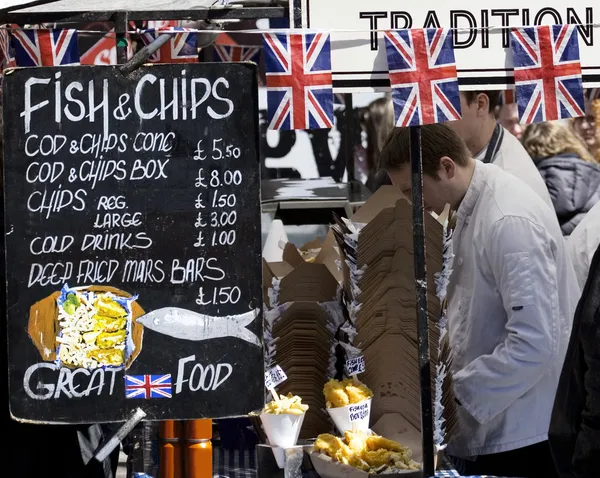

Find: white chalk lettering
<box><xmin>22</xmin><ymin>362</ymin><xmax>121</xmax><ymax>400</ymax></box>
<box><xmin>175</xmin><ymin>355</ymin><xmax>233</xmax><ymax>394</ymax></box>
<box><xmin>26</xmin><ymin>161</ymin><xmax>64</xmax><ymax>183</ymax></box>
<box><xmin>208</xmin><ymin>77</ymin><xmax>234</xmax><ymax>119</ymax></box>
<box><xmin>121</xmin><ymin>259</ymin><xmax>166</xmax><ymax>283</ymax></box>
<box><xmin>21</xmin><ymin>77</ymin><xmax>51</xmax><ymax>134</ymax></box>
<box><xmin>170</xmin><ymin>257</ymin><xmax>226</xmax><ymax>284</ymax></box>
<box><xmin>25</xmin><ymin>135</ymin><xmax>67</xmax><ymax>157</ymax></box>
<box><xmin>30</xmin><ymin>236</ymin><xmax>74</xmax><ymax>255</ymax></box>
<box><xmin>75</xmin><ymin>259</ymin><xmax>120</xmax><ymax>284</ymax></box>
<box><xmin>28</xmin><ymin>262</ymin><xmax>73</xmax><ymax>287</ymax></box>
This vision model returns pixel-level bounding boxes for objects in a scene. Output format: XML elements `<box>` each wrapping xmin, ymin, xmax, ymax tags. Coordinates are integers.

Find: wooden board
<box><xmin>2</xmin><ymin>63</ymin><xmax>264</xmax><ymax>423</ymax></box>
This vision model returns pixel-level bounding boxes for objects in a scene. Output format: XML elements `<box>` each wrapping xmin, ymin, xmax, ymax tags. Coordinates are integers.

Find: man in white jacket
<box><xmin>447</xmin><ymin>91</ymin><xmax>554</xmax><ymax>210</ymax></box>
<box><xmin>380</xmin><ymin>124</ymin><xmax>579</xmax><ymax>478</ymax></box>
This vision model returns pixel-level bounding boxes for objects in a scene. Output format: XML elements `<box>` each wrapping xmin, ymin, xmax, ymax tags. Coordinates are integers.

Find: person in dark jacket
<box><xmin>361</xmin><ymin>96</ymin><xmax>394</xmax><ymax>192</ymax></box>
<box><xmin>549</xmin><ymin>241</ymin><xmax>600</xmax><ymax>478</ymax></box>
<box><xmin>521</xmin><ymin>121</ymin><xmax>600</xmax><ymax>235</ymax></box>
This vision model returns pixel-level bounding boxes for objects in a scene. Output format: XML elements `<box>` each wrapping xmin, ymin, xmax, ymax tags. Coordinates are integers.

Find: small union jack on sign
<box><xmin>384</xmin><ymin>29</ymin><xmax>461</xmax><ymax>127</ymax></box>
<box><xmin>10</xmin><ymin>28</ymin><xmax>79</xmax><ymax>67</ymax></box>
<box><xmin>139</xmin><ymin>27</ymin><xmax>198</xmax><ymax>64</ymax></box>
<box><xmin>213</xmin><ymin>45</ymin><xmax>261</xmax><ymax>64</ymax></box>
<box><xmin>511</xmin><ymin>25</ymin><xmax>585</xmax><ymax>124</ymax></box>
<box><xmin>262</xmin><ymin>32</ymin><xmax>334</xmax><ymax>130</ymax></box>
<box><xmin>125</xmin><ymin>374</ymin><xmax>172</xmax><ymax>399</ymax></box>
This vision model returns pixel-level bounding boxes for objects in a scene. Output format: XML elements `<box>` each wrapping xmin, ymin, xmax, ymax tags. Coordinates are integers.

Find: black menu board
<box><xmin>2</xmin><ymin>63</ymin><xmax>264</xmax><ymax>423</ymax></box>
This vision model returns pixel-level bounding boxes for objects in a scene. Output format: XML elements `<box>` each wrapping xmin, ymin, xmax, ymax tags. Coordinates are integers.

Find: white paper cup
<box><xmin>260</xmin><ymin>412</ymin><xmax>306</xmax><ymax>469</ymax></box>
<box><xmin>327</xmin><ymin>398</ymin><xmax>371</xmax><ymax>434</ymax></box>
<box><xmin>260</xmin><ymin>411</ymin><xmax>305</xmax><ymax>447</ymax></box>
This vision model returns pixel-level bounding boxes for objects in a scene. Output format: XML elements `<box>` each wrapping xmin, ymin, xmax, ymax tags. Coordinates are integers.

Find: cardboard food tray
<box><xmin>309</xmin><ymin>452</ymin><xmax>422</xmax><ymax>478</ymax></box>
<box><xmin>307</xmin><ymin>414</ymin><xmax>443</xmax><ymax>478</ymax></box>
<box><xmin>28</xmin><ymin>285</ymin><xmax>145</xmax><ymax>368</ymax></box>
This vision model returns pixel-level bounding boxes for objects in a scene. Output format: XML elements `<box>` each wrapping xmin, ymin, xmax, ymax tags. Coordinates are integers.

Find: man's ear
<box><xmin>439</xmin><ymin>156</ymin><xmax>456</xmax><ymax>179</ymax></box>
<box><xmin>477</xmin><ymin>92</ymin><xmax>490</xmax><ymax>115</ymax></box>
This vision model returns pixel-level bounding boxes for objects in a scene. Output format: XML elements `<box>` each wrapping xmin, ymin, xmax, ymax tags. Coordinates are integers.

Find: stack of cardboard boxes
<box><xmin>262</xmin><ymin>238</ymin><xmax>344</xmax><ymax>438</ymax></box>
<box><xmin>332</xmin><ymin>186</ymin><xmax>446</xmax><ymax>432</ymax></box>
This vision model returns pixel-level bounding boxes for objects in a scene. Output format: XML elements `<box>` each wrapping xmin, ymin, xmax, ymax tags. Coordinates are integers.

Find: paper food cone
<box><xmin>271</xmin><ymin>446</ymin><xmax>286</xmax><ymax>469</ymax></box>
<box><xmin>262</xmin><ymin>219</ymin><xmax>288</xmax><ymax>262</ymax></box>
<box><xmin>260</xmin><ymin>412</ymin><xmax>305</xmax><ymax>447</ymax></box>
<box><xmin>327</xmin><ymin>398</ymin><xmax>371</xmax><ymax>434</ymax></box>
<box><xmin>260</xmin><ymin>412</ymin><xmax>305</xmax><ymax>468</ymax></box>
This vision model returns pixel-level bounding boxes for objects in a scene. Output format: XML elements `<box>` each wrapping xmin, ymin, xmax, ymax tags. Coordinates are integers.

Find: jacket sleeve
<box><xmin>452</xmin><ymin>215</ymin><xmax>560</xmax><ymax>424</ymax></box>
<box><xmin>572</xmin><ymin>306</ymin><xmax>600</xmax><ymax>478</ymax></box>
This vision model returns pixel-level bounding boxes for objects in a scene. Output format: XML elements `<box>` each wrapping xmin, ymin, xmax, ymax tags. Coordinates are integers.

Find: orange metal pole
<box><xmin>159</xmin><ymin>420</ymin><xmax>183</xmax><ymax>478</ymax></box>
<box><xmin>184</xmin><ymin>420</ymin><xmax>213</xmax><ymax>478</ymax></box>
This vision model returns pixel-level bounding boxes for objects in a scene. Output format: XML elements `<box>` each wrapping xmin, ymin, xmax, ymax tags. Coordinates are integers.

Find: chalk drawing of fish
<box><xmin>136</xmin><ymin>308</ymin><xmax>261</xmax><ymax>346</ymax></box>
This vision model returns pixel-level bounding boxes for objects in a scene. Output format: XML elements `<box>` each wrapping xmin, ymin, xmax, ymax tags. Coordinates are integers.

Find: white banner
<box><xmin>297</xmin><ymin>1</ymin><xmax>600</xmax><ymax>92</ymax></box>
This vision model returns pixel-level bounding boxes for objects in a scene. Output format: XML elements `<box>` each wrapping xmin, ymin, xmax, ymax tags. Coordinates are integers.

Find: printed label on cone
<box><xmin>265</xmin><ymin>365</ymin><xmax>287</xmax><ymax>389</ymax></box>
<box><xmin>345</xmin><ymin>356</ymin><xmax>365</xmax><ymax>376</ymax></box>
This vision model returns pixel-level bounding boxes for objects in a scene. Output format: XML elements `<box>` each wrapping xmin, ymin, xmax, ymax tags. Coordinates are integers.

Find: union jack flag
<box><xmin>384</xmin><ymin>29</ymin><xmax>461</xmax><ymax>127</ymax></box>
<box><xmin>263</xmin><ymin>32</ymin><xmax>334</xmax><ymax>130</ymax></box>
<box><xmin>10</xmin><ymin>28</ymin><xmax>79</xmax><ymax>67</ymax></box>
<box><xmin>0</xmin><ymin>27</ymin><xmax>16</xmax><ymax>70</ymax></box>
<box><xmin>125</xmin><ymin>374</ymin><xmax>172</xmax><ymax>399</ymax></box>
<box><xmin>139</xmin><ymin>27</ymin><xmax>198</xmax><ymax>64</ymax></box>
<box><xmin>511</xmin><ymin>25</ymin><xmax>584</xmax><ymax>124</ymax></box>
<box><xmin>213</xmin><ymin>45</ymin><xmax>261</xmax><ymax>64</ymax></box>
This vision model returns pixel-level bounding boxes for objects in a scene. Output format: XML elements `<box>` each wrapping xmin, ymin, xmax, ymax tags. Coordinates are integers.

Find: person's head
<box><xmin>521</xmin><ymin>120</ymin><xmax>594</xmax><ymax>163</ymax></box>
<box><xmin>446</xmin><ymin>91</ymin><xmax>501</xmax><ymax>154</ymax></box>
<box><xmin>380</xmin><ymin>123</ymin><xmax>475</xmax><ymax>214</ymax></box>
<box><xmin>496</xmin><ymin>103</ymin><xmax>523</xmax><ymax>140</ymax></box>
<box><xmin>571</xmin><ymin>92</ymin><xmax>598</xmax><ymax>159</ymax></box>
<box><xmin>360</xmin><ymin>96</ymin><xmax>394</xmax><ymax>172</ymax></box>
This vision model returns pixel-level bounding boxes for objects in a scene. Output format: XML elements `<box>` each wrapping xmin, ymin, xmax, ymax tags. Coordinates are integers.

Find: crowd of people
<box><xmin>366</xmin><ymin>89</ymin><xmax>600</xmax><ymax>478</ymax></box>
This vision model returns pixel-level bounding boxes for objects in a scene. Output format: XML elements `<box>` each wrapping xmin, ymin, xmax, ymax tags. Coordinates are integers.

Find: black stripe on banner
<box><xmin>333</xmin><ymin>74</ymin><xmax>600</xmax><ymax>90</ymax></box>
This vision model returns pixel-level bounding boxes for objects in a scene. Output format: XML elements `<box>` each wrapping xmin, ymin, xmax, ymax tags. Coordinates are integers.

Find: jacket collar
<box><xmin>456</xmin><ymin>160</ymin><xmax>485</xmax><ymax>223</ymax></box>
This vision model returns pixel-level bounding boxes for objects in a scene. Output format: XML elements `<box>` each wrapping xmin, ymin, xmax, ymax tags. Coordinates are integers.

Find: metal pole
<box><xmin>344</xmin><ymin>93</ymin><xmax>357</xmax><ymax>185</ymax></box>
<box><xmin>409</xmin><ymin>125</ymin><xmax>435</xmax><ymax>477</ymax></box>
<box><xmin>115</xmin><ymin>12</ymin><xmax>129</xmax><ymax>64</ymax></box>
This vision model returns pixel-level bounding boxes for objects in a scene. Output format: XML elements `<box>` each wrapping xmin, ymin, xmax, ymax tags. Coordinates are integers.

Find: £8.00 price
<box><xmin>209</xmin><ymin>170</ymin><xmax>242</xmax><ymax>187</ymax></box>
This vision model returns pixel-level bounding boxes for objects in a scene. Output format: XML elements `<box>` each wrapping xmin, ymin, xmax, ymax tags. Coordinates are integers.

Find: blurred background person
<box><xmin>549</xmin><ymin>238</ymin><xmax>600</xmax><ymax>478</ymax></box>
<box><xmin>496</xmin><ymin>101</ymin><xmax>524</xmax><ymax>140</ymax></box>
<box><xmin>360</xmin><ymin>95</ymin><xmax>394</xmax><ymax>192</ymax></box>
<box><xmin>572</xmin><ymin>89</ymin><xmax>599</xmax><ymax>163</ymax></box>
<box><xmin>521</xmin><ymin>121</ymin><xmax>600</xmax><ymax>236</ymax></box>
<box><xmin>446</xmin><ymin>90</ymin><xmax>553</xmax><ymax>208</ymax></box>
<box><xmin>566</xmin><ymin>200</ymin><xmax>600</xmax><ymax>290</ymax></box>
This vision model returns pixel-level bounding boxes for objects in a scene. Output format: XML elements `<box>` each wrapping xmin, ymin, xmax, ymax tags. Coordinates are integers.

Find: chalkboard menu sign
<box><xmin>2</xmin><ymin>63</ymin><xmax>264</xmax><ymax>423</ymax></box>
